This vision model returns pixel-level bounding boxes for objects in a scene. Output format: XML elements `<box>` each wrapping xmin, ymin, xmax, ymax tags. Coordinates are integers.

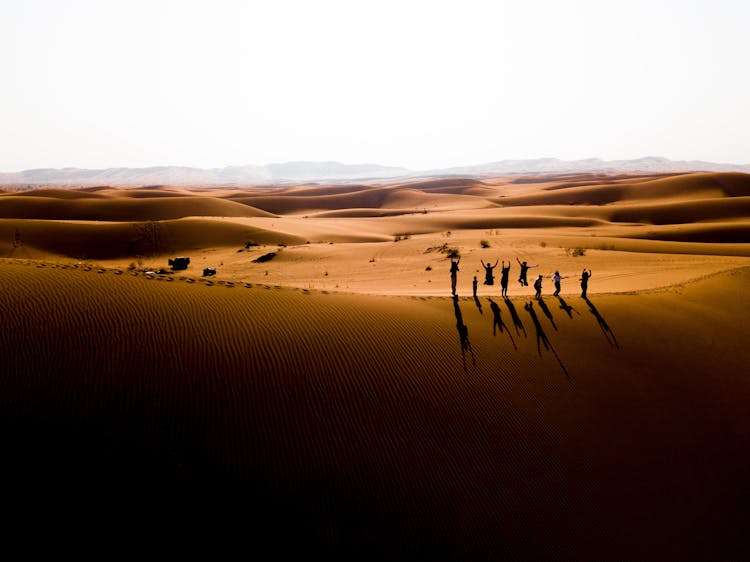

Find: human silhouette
<box><xmin>450</xmin><ymin>256</ymin><xmax>461</xmax><ymax>295</ymax></box>
<box><xmin>503</xmin><ymin>297</ymin><xmax>527</xmax><ymax>338</ymax></box>
<box><xmin>481</xmin><ymin>259</ymin><xmax>498</xmax><ymax>286</ymax></box>
<box><xmin>556</xmin><ymin>296</ymin><xmax>578</xmax><ymax>319</ymax></box>
<box><xmin>524</xmin><ymin>301</ymin><xmax>569</xmax><ymax>378</ymax></box>
<box><xmin>472</xmin><ymin>275</ymin><xmax>478</xmax><ymax>298</ymax></box>
<box><xmin>552</xmin><ymin>271</ymin><xmax>566</xmax><ymax>297</ymax></box>
<box><xmin>516</xmin><ymin>257</ymin><xmax>537</xmax><ymax>287</ymax></box>
<box><xmin>453</xmin><ymin>295</ymin><xmax>475</xmax><ymax>372</ymax></box>
<box><xmin>489</xmin><ymin>298</ymin><xmax>516</xmax><ymax>350</ymax></box>
<box><xmin>580</xmin><ymin>269</ymin><xmax>592</xmax><ymax>299</ymax></box>
<box><xmin>533</xmin><ymin>274</ymin><xmax>544</xmax><ymax>299</ymax></box>
<box><xmin>584</xmin><ymin>297</ymin><xmax>619</xmax><ymax>348</ymax></box>
<box><xmin>500</xmin><ymin>260</ymin><xmax>511</xmax><ymax>297</ymax></box>
<box><xmin>536</xmin><ymin>298</ymin><xmax>557</xmax><ymax>331</ymax></box>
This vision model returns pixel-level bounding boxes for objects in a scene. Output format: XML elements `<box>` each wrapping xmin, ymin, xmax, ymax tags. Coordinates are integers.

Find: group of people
<box><xmin>451</xmin><ymin>256</ymin><xmax>592</xmax><ymax>299</ymax></box>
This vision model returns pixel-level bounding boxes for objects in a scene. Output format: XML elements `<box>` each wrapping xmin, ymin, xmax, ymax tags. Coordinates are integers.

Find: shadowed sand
<box><xmin>1</xmin><ymin>261</ymin><xmax>749</xmax><ymax>558</ymax></box>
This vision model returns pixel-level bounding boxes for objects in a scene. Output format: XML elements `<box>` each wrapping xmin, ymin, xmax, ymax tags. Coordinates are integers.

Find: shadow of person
<box><xmin>503</xmin><ymin>297</ymin><xmax>527</xmax><ymax>338</ymax></box>
<box><xmin>524</xmin><ymin>301</ymin><xmax>569</xmax><ymax>379</ymax></box>
<box><xmin>453</xmin><ymin>295</ymin><xmax>476</xmax><ymax>373</ymax></box>
<box><xmin>536</xmin><ymin>298</ymin><xmax>557</xmax><ymax>331</ymax></box>
<box><xmin>556</xmin><ymin>296</ymin><xmax>579</xmax><ymax>319</ymax></box>
<box><xmin>473</xmin><ymin>295</ymin><xmax>483</xmax><ymax>314</ymax></box>
<box><xmin>583</xmin><ymin>297</ymin><xmax>619</xmax><ymax>348</ymax></box>
<box><xmin>488</xmin><ymin>298</ymin><xmax>517</xmax><ymax>350</ymax></box>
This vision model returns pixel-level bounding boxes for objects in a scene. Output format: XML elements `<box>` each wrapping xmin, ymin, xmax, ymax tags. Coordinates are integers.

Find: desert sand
<box><xmin>1</xmin><ymin>172</ymin><xmax>749</xmax><ymax>557</ymax></box>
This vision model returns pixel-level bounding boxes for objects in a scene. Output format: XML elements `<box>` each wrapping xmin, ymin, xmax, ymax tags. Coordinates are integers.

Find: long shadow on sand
<box><xmin>536</xmin><ymin>298</ymin><xmax>557</xmax><ymax>331</ymax></box>
<box><xmin>524</xmin><ymin>301</ymin><xmax>569</xmax><ymax>379</ymax></box>
<box><xmin>473</xmin><ymin>295</ymin><xmax>483</xmax><ymax>314</ymax></box>
<box><xmin>503</xmin><ymin>297</ymin><xmax>527</xmax><ymax>338</ymax></box>
<box><xmin>556</xmin><ymin>296</ymin><xmax>579</xmax><ymax>319</ymax></box>
<box><xmin>583</xmin><ymin>298</ymin><xmax>619</xmax><ymax>349</ymax></box>
<box><xmin>488</xmin><ymin>298</ymin><xmax>517</xmax><ymax>350</ymax></box>
<box><xmin>453</xmin><ymin>296</ymin><xmax>476</xmax><ymax>373</ymax></box>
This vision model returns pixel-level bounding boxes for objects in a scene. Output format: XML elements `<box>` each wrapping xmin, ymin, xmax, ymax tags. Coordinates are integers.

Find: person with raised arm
<box><xmin>580</xmin><ymin>268</ymin><xmax>592</xmax><ymax>299</ymax></box>
<box><xmin>516</xmin><ymin>257</ymin><xmax>537</xmax><ymax>287</ymax></box>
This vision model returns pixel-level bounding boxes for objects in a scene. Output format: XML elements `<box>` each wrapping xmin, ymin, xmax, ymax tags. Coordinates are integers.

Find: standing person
<box><xmin>580</xmin><ymin>269</ymin><xmax>592</xmax><ymax>299</ymax></box>
<box><xmin>516</xmin><ymin>257</ymin><xmax>537</xmax><ymax>287</ymax></box>
<box><xmin>552</xmin><ymin>270</ymin><xmax>566</xmax><ymax>297</ymax></box>
<box><xmin>472</xmin><ymin>275</ymin><xmax>478</xmax><ymax>298</ymax></box>
<box><xmin>500</xmin><ymin>260</ymin><xmax>511</xmax><ymax>297</ymax></box>
<box><xmin>533</xmin><ymin>274</ymin><xmax>544</xmax><ymax>299</ymax></box>
<box><xmin>480</xmin><ymin>259</ymin><xmax>498</xmax><ymax>286</ymax></box>
<box><xmin>450</xmin><ymin>256</ymin><xmax>461</xmax><ymax>296</ymax></box>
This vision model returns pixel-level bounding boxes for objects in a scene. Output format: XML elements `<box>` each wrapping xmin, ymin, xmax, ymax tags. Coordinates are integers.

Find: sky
<box><xmin>1</xmin><ymin>0</ymin><xmax>748</xmax><ymax>171</ymax></box>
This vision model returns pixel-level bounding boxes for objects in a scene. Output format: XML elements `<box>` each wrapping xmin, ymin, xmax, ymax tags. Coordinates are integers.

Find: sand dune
<box><xmin>1</xmin><ymin>261</ymin><xmax>749</xmax><ymax>558</ymax></box>
<box><xmin>497</xmin><ymin>172</ymin><xmax>750</xmax><ymax>207</ymax></box>
<box><xmin>0</xmin><ymin>194</ymin><xmax>275</xmax><ymax>220</ymax></box>
<box><xmin>0</xmin><ymin>217</ymin><xmax>303</xmax><ymax>259</ymax></box>
<box><xmin>2</xmin><ymin>171</ymin><xmax>749</xmax><ymax>556</ymax></box>
<box><xmin>227</xmin><ymin>186</ymin><xmax>491</xmax><ymax>215</ymax></box>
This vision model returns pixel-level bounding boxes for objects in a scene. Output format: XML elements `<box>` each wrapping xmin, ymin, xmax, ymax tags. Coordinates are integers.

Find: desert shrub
<box><xmin>253</xmin><ymin>252</ymin><xmax>277</xmax><ymax>263</ymax></box>
<box><xmin>539</xmin><ymin>241</ymin><xmax>547</xmax><ymax>248</ymax></box>
<box><xmin>245</xmin><ymin>241</ymin><xmax>258</xmax><ymax>248</ymax></box>
<box><xmin>447</xmin><ymin>248</ymin><xmax>461</xmax><ymax>259</ymax></box>
<box><xmin>425</xmin><ymin>265</ymin><xmax>432</xmax><ymax>271</ymax></box>
<box><xmin>394</xmin><ymin>233</ymin><xmax>412</xmax><ymax>242</ymax></box>
<box><xmin>424</xmin><ymin>243</ymin><xmax>449</xmax><ymax>254</ymax></box>
<box><xmin>565</xmin><ymin>247</ymin><xmax>587</xmax><ymax>257</ymax></box>
<box><xmin>369</xmin><ymin>258</ymin><xmax>376</xmax><ymax>263</ymax></box>
<box><xmin>480</xmin><ymin>239</ymin><xmax>490</xmax><ymax>248</ymax></box>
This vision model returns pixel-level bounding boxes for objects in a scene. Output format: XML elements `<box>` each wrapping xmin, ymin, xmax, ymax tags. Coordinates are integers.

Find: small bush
<box><xmin>447</xmin><ymin>248</ymin><xmax>461</xmax><ymax>259</ymax></box>
<box><xmin>565</xmin><ymin>247</ymin><xmax>586</xmax><ymax>257</ymax></box>
<box><xmin>425</xmin><ymin>266</ymin><xmax>432</xmax><ymax>271</ymax></box>
<box><xmin>480</xmin><ymin>239</ymin><xmax>490</xmax><ymax>248</ymax></box>
<box><xmin>253</xmin><ymin>252</ymin><xmax>277</xmax><ymax>263</ymax></box>
<box><xmin>539</xmin><ymin>241</ymin><xmax>547</xmax><ymax>248</ymax></box>
<box><xmin>369</xmin><ymin>258</ymin><xmax>376</xmax><ymax>263</ymax></box>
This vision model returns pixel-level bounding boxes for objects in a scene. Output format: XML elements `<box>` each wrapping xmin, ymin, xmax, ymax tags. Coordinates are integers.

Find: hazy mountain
<box><xmin>429</xmin><ymin>156</ymin><xmax>750</xmax><ymax>176</ymax></box>
<box><xmin>0</xmin><ymin>157</ymin><xmax>747</xmax><ymax>186</ymax></box>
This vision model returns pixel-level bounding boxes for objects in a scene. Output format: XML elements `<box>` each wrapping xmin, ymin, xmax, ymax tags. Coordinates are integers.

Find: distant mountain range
<box><xmin>1</xmin><ymin>157</ymin><xmax>748</xmax><ymax>186</ymax></box>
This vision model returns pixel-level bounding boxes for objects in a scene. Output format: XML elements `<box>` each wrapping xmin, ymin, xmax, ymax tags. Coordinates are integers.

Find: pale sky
<box><xmin>1</xmin><ymin>0</ymin><xmax>748</xmax><ymax>171</ymax></box>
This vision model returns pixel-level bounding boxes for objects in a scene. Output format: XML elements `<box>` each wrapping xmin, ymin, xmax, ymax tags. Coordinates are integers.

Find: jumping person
<box><xmin>516</xmin><ymin>257</ymin><xmax>537</xmax><ymax>287</ymax></box>
<box><xmin>450</xmin><ymin>256</ymin><xmax>461</xmax><ymax>295</ymax></box>
<box><xmin>552</xmin><ymin>270</ymin><xmax>566</xmax><ymax>297</ymax></box>
<box><xmin>481</xmin><ymin>259</ymin><xmax>498</xmax><ymax>286</ymax></box>
<box><xmin>500</xmin><ymin>260</ymin><xmax>511</xmax><ymax>297</ymax></box>
<box><xmin>533</xmin><ymin>274</ymin><xmax>544</xmax><ymax>299</ymax></box>
<box><xmin>472</xmin><ymin>275</ymin><xmax>478</xmax><ymax>298</ymax></box>
<box><xmin>580</xmin><ymin>269</ymin><xmax>592</xmax><ymax>299</ymax></box>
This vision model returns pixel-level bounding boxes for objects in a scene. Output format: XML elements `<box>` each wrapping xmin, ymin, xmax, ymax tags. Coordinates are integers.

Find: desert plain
<box><xmin>1</xmin><ymin>171</ymin><xmax>749</xmax><ymax>557</ymax></box>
